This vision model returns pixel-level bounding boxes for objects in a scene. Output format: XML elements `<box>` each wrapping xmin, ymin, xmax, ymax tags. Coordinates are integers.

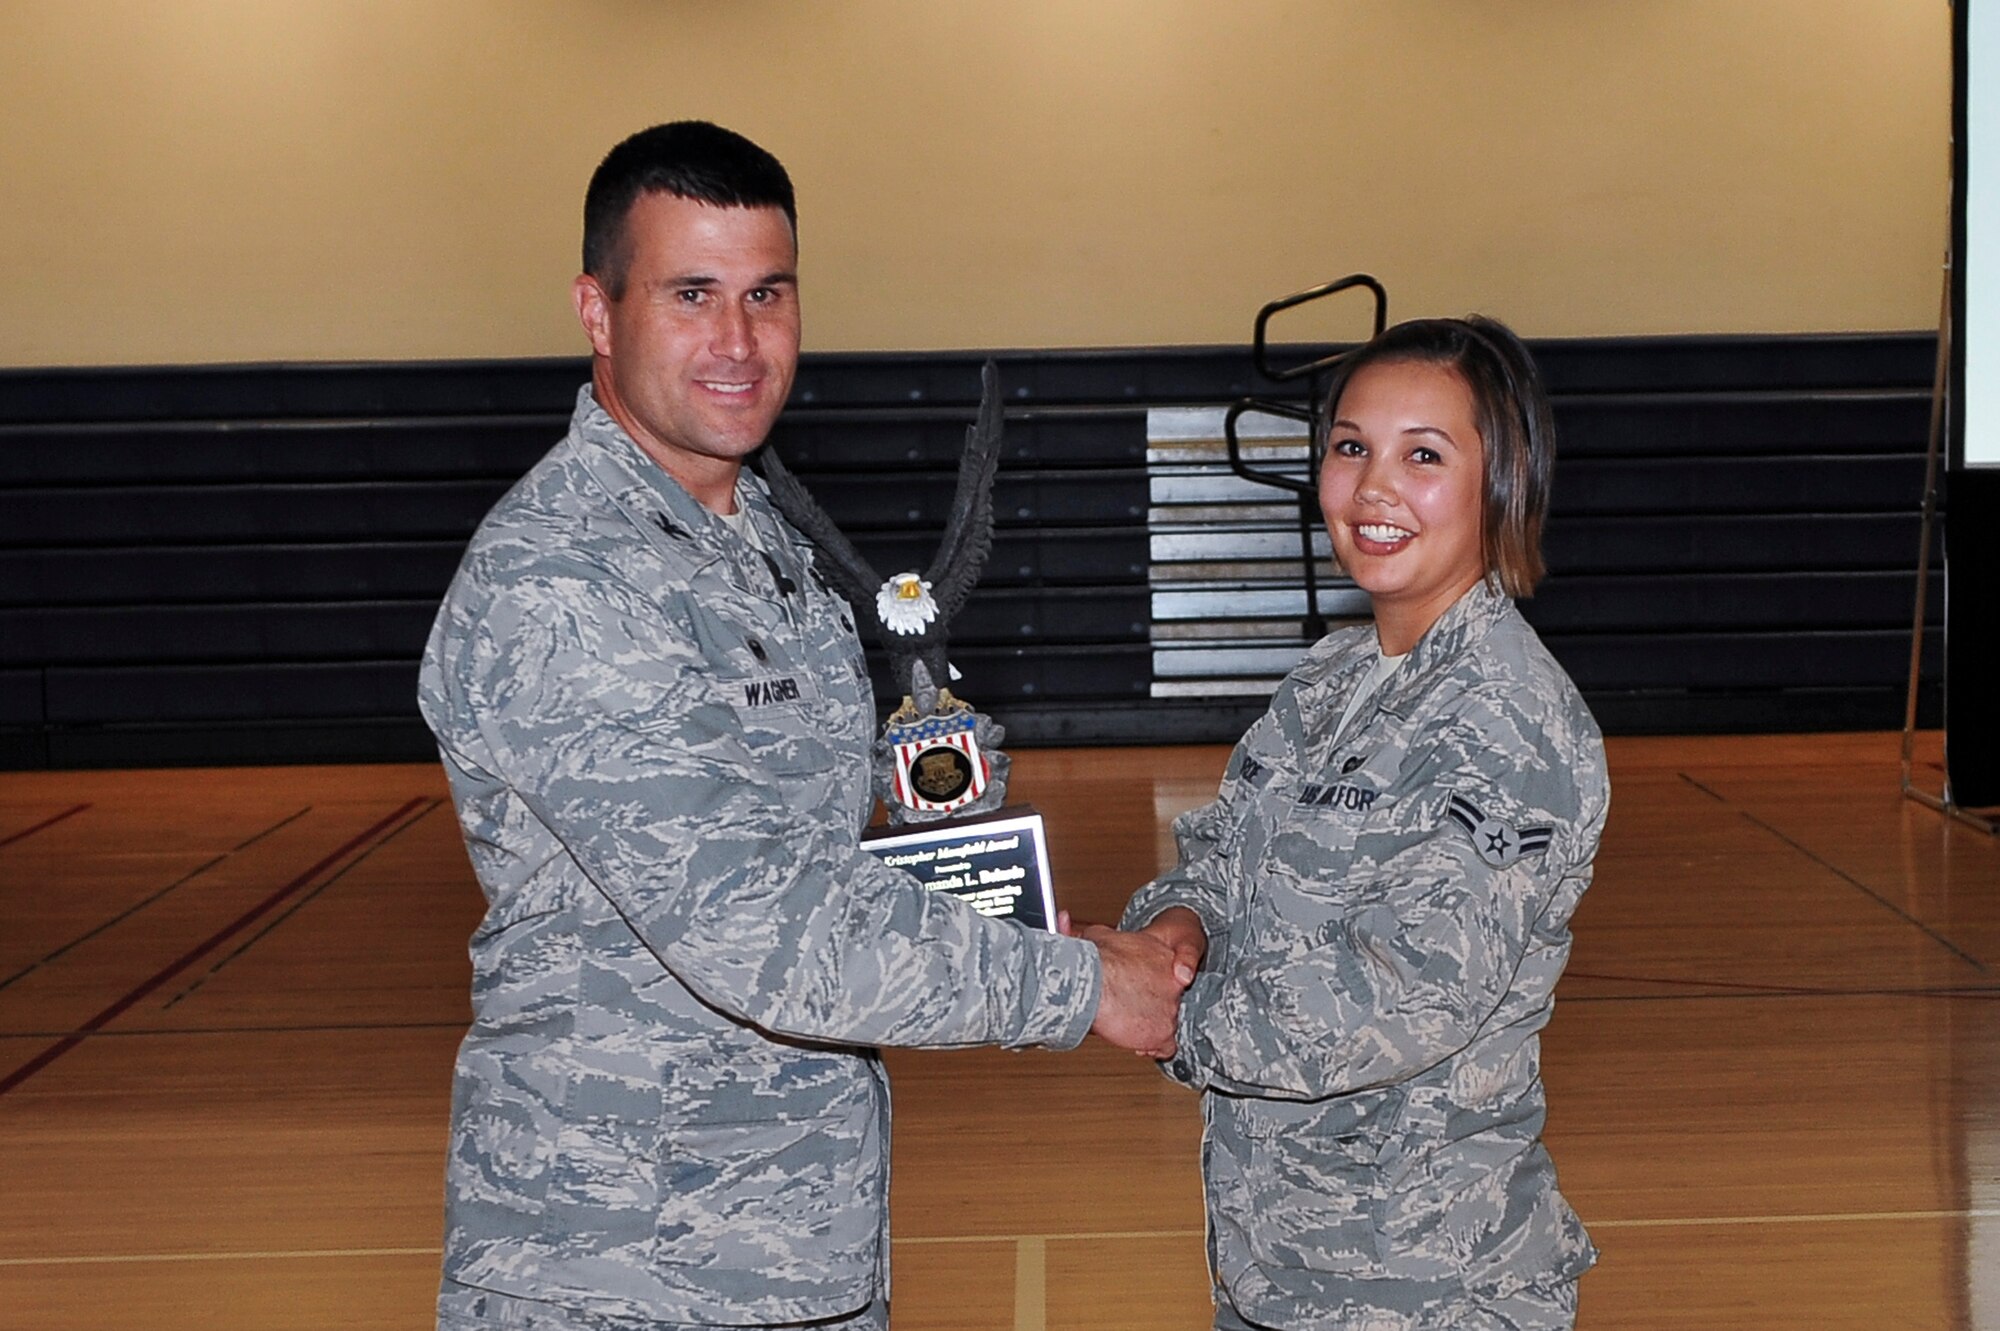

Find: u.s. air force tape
<box><xmin>1446</xmin><ymin>793</ymin><xmax>1552</xmax><ymax>868</ymax></box>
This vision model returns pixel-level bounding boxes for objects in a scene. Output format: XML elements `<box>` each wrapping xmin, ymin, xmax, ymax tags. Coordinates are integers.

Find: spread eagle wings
<box><xmin>922</xmin><ymin>359</ymin><xmax>1004</xmax><ymax>621</ymax></box>
<box><xmin>755</xmin><ymin>359</ymin><xmax>1006</xmax><ymax>653</ymax></box>
<box><xmin>754</xmin><ymin>435</ymin><xmax>887</xmax><ymax>637</ymax></box>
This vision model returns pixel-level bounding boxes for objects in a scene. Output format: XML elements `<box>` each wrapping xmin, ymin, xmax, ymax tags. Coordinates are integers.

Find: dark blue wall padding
<box><xmin>0</xmin><ymin>334</ymin><xmax>1944</xmax><ymax>768</ymax></box>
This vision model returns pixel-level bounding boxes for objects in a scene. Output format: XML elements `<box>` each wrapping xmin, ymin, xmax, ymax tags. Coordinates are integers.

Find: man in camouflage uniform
<box><xmin>421</xmin><ymin>122</ymin><xmax>1184</xmax><ymax>1331</ymax></box>
<box><xmin>1123</xmin><ymin>582</ymin><xmax>1608</xmax><ymax>1330</ymax></box>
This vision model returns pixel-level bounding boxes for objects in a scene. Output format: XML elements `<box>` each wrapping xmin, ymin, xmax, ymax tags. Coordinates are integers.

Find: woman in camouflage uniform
<box><xmin>1123</xmin><ymin>317</ymin><xmax>1607</xmax><ymax>1331</ymax></box>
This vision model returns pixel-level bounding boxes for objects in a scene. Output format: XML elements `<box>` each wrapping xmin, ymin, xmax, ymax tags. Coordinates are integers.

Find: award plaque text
<box><xmin>861</xmin><ymin>808</ymin><xmax>1056</xmax><ymax>932</ymax></box>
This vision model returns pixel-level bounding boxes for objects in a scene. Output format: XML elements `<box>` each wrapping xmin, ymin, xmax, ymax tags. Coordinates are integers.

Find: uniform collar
<box><xmin>1373</xmin><ymin>579</ymin><xmax>1511</xmax><ymax>712</ymax></box>
<box><xmin>569</xmin><ymin>384</ymin><xmax>808</xmax><ymax>573</ymax></box>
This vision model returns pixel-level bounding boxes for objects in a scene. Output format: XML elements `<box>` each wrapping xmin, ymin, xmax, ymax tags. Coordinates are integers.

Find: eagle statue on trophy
<box><xmin>756</xmin><ymin>360</ymin><xmax>1012</xmax><ymax>825</ymax></box>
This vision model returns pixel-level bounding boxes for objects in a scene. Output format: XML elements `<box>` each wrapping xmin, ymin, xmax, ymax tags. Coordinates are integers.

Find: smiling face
<box><xmin>572</xmin><ymin>191</ymin><xmax>800</xmax><ymax>511</ymax></box>
<box><xmin>1318</xmin><ymin>357</ymin><xmax>1488</xmax><ymax>654</ymax></box>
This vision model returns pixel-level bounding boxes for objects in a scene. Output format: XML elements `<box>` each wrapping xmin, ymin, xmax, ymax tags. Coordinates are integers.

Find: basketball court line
<box><xmin>8</xmin><ymin>1208</ymin><xmax>1999</xmax><ymax>1267</ymax></box>
<box><xmin>1679</xmin><ymin>771</ymin><xmax>1990</xmax><ymax>971</ymax></box>
<box><xmin>0</xmin><ymin>797</ymin><xmax>430</xmax><ymax>1095</ymax></box>
<box><xmin>3</xmin><ymin>980</ymin><xmax>1993</xmax><ymax>1040</ymax></box>
<box><xmin>0</xmin><ymin>802</ymin><xmax>89</xmax><ymax>849</ymax></box>
<box><xmin>1561</xmin><ymin>975</ymin><xmax>2000</xmax><ymax>1002</ymax></box>
<box><xmin>1012</xmin><ymin>1235</ymin><xmax>1046</xmax><ymax>1331</ymax></box>
<box><xmin>160</xmin><ymin>799</ymin><xmax>445</xmax><ymax>1009</ymax></box>
<box><xmin>0</xmin><ymin>807</ymin><xmax>312</xmax><ymax>994</ymax></box>
<box><xmin>0</xmin><ymin>1019</ymin><xmax>469</xmax><ymax>1039</ymax></box>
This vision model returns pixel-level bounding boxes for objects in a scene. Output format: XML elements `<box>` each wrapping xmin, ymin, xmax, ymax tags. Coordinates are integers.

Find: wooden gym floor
<box><xmin>1</xmin><ymin>732</ymin><xmax>1996</xmax><ymax>1329</ymax></box>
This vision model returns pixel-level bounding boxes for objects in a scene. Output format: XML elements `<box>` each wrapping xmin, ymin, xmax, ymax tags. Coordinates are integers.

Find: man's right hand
<box><xmin>1081</xmin><ymin>923</ymin><xmax>1190</xmax><ymax>1059</ymax></box>
<box><xmin>1138</xmin><ymin>906</ymin><xmax>1208</xmax><ymax>986</ymax></box>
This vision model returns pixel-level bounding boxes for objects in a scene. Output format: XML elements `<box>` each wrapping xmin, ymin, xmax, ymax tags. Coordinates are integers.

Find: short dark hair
<box><xmin>1318</xmin><ymin>315</ymin><xmax>1556</xmax><ymax>597</ymax></box>
<box><xmin>582</xmin><ymin>121</ymin><xmax>797</xmax><ymax>299</ymax></box>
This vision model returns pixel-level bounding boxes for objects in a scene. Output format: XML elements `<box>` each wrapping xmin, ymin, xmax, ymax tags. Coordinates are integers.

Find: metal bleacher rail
<box><xmin>1145</xmin><ymin>405</ymin><xmax>1363</xmax><ymax>699</ymax></box>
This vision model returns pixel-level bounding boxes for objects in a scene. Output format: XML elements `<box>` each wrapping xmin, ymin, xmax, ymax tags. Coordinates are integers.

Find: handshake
<box><xmin>1059</xmin><ymin>907</ymin><xmax>1208</xmax><ymax>1060</ymax></box>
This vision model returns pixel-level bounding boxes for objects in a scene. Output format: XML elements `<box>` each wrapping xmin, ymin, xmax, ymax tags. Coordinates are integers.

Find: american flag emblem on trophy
<box><xmin>888</xmin><ymin>710</ymin><xmax>990</xmax><ymax>813</ymax></box>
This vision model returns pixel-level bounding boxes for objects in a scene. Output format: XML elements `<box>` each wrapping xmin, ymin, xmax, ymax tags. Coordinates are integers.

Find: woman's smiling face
<box><xmin>1317</xmin><ymin>358</ymin><xmax>1488</xmax><ymax>654</ymax></box>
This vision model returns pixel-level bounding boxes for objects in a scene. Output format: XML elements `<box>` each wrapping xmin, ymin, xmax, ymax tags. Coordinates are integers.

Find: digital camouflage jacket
<box><xmin>1124</xmin><ymin>583</ymin><xmax>1607</xmax><ymax>1331</ymax></box>
<box><xmin>420</xmin><ymin>387</ymin><xmax>1100</xmax><ymax>1327</ymax></box>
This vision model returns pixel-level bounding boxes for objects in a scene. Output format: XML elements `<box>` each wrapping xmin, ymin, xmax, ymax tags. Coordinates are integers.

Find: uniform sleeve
<box><xmin>1117</xmin><ymin>774</ymin><xmax>1238</xmax><ymax>946</ymax></box>
<box><xmin>1168</xmin><ymin>701</ymin><xmax>1606</xmax><ymax>1100</ymax></box>
<box><xmin>1119</xmin><ymin>675</ymin><xmax>1308</xmax><ymax>948</ymax></box>
<box><xmin>447</xmin><ymin>576</ymin><xmax>1100</xmax><ymax>1053</ymax></box>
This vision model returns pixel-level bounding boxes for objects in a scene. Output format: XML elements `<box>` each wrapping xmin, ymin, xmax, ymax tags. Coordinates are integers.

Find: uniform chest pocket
<box><xmin>716</xmin><ymin>664</ymin><xmax>839</xmax><ymax>779</ymax></box>
<box><xmin>1258</xmin><ymin>770</ymin><xmax>1420</xmax><ymax>898</ymax></box>
<box><xmin>692</xmin><ymin>598</ymin><xmax>822</xmax><ymax>715</ymax></box>
<box><xmin>728</xmin><ymin>669</ymin><xmax>819</xmax><ymax>713</ymax></box>
<box><xmin>1278</xmin><ymin>775</ymin><xmax>1394</xmax><ymax>845</ymax></box>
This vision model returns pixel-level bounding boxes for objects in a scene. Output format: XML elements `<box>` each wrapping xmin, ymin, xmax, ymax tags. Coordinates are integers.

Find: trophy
<box><xmin>757</xmin><ymin>363</ymin><xmax>1056</xmax><ymax>930</ymax></box>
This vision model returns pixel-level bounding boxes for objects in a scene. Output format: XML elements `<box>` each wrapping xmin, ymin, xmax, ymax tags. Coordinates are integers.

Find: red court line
<box><xmin>0</xmin><ymin>803</ymin><xmax>90</xmax><ymax>850</ymax></box>
<box><xmin>0</xmin><ymin>796</ymin><xmax>428</xmax><ymax>1096</ymax></box>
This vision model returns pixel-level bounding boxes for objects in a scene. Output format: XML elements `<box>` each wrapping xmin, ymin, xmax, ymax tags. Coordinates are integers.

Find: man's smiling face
<box><xmin>574</xmin><ymin>190</ymin><xmax>800</xmax><ymax>505</ymax></box>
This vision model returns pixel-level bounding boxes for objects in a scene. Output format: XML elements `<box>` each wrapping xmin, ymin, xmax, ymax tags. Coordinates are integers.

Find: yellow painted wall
<box><xmin>0</xmin><ymin>0</ymin><xmax>1950</xmax><ymax>366</ymax></box>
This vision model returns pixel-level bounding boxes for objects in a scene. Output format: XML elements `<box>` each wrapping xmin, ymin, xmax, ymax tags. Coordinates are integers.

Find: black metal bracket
<box><xmin>1250</xmin><ymin>273</ymin><xmax>1388</xmax><ymax>383</ymax></box>
<box><xmin>1221</xmin><ymin>274</ymin><xmax>1387</xmax><ymax>641</ymax></box>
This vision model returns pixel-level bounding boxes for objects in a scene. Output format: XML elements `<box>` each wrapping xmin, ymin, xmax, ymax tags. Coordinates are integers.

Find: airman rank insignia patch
<box><xmin>1447</xmin><ymin>793</ymin><xmax>1553</xmax><ymax>868</ymax></box>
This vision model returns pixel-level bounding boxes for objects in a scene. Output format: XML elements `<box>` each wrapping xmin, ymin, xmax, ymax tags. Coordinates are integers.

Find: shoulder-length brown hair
<box><xmin>1318</xmin><ymin>315</ymin><xmax>1555</xmax><ymax>597</ymax></box>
